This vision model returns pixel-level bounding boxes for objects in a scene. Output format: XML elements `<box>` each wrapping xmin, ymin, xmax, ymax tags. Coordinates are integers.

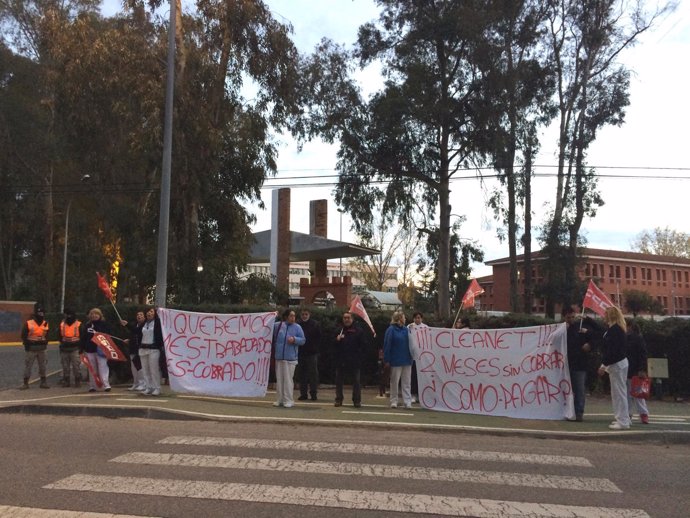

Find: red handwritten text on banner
<box><xmin>159</xmin><ymin>308</ymin><xmax>276</xmax><ymax>397</ymax></box>
<box><xmin>410</xmin><ymin>323</ymin><xmax>574</xmax><ymax>420</ymax></box>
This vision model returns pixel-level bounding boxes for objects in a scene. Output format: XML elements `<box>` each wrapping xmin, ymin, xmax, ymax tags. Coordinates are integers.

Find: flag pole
<box><xmin>579</xmin><ymin>306</ymin><xmax>586</xmax><ymax>330</ymax></box>
<box><xmin>452</xmin><ymin>302</ymin><xmax>463</xmax><ymax>328</ymax></box>
<box><xmin>108</xmin><ymin>299</ymin><xmax>123</xmax><ymax>322</ymax></box>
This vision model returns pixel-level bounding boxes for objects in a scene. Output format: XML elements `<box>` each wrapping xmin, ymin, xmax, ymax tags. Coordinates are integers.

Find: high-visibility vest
<box><xmin>60</xmin><ymin>321</ymin><xmax>81</xmax><ymax>343</ymax></box>
<box><xmin>27</xmin><ymin>319</ymin><xmax>49</xmax><ymax>342</ymax></box>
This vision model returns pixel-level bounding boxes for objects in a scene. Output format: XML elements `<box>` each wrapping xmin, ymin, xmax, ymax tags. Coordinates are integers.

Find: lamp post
<box><xmin>154</xmin><ymin>0</ymin><xmax>176</xmax><ymax>308</ymax></box>
<box><xmin>60</xmin><ymin>174</ymin><xmax>91</xmax><ymax>313</ymax></box>
<box><xmin>196</xmin><ymin>260</ymin><xmax>203</xmax><ymax>304</ymax></box>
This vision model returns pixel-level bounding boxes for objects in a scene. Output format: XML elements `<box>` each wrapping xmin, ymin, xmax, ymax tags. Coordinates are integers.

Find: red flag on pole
<box><xmin>91</xmin><ymin>332</ymin><xmax>127</xmax><ymax>362</ymax></box>
<box><xmin>96</xmin><ymin>272</ymin><xmax>113</xmax><ymax>300</ymax></box>
<box><xmin>461</xmin><ymin>279</ymin><xmax>485</xmax><ymax>309</ymax></box>
<box><xmin>582</xmin><ymin>279</ymin><xmax>615</xmax><ymax>317</ymax></box>
<box><xmin>80</xmin><ymin>353</ymin><xmax>103</xmax><ymax>388</ymax></box>
<box><xmin>349</xmin><ymin>295</ymin><xmax>376</xmax><ymax>337</ymax></box>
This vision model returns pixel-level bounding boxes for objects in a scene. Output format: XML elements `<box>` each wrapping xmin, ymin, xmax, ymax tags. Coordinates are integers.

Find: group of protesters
<box><xmin>564</xmin><ymin>305</ymin><xmax>651</xmax><ymax>429</ymax></box>
<box><xmin>271</xmin><ymin>307</ymin><xmax>469</xmax><ymax>410</ymax></box>
<box><xmin>21</xmin><ymin>300</ymin><xmax>650</xmax><ymax>429</ymax></box>
<box><xmin>20</xmin><ymin>302</ymin><xmax>167</xmax><ymax>396</ymax></box>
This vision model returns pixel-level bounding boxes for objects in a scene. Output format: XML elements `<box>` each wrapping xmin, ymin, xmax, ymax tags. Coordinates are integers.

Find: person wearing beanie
<box><xmin>20</xmin><ymin>302</ymin><xmax>50</xmax><ymax>389</ymax></box>
<box><xmin>58</xmin><ymin>308</ymin><xmax>82</xmax><ymax>387</ymax></box>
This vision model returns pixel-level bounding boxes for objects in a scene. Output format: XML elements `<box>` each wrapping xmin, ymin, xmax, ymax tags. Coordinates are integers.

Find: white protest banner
<box><xmin>159</xmin><ymin>308</ymin><xmax>276</xmax><ymax>397</ymax></box>
<box><xmin>409</xmin><ymin>323</ymin><xmax>574</xmax><ymax>420</ymax></box>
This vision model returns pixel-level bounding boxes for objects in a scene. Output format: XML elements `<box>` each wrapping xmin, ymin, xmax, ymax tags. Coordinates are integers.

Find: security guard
<box><xmin>58</xmin><ymin>308</ymin><xmax>82</xmax><ymax>387</ymax></box>
<box><xmin>20</xmin><ymin>302</ymin><xmax>50</xmax><ymax>389</ymax></box>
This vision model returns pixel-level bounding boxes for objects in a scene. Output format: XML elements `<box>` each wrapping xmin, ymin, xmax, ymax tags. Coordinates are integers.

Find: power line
<box><xmin>2</xmin><ymin>166</ymin><xmax>689</xmax><ymax>196</ymax></box>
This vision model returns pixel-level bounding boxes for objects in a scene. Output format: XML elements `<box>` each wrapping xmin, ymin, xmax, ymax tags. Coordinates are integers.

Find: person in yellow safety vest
<box><xmin>20</xmin><ymin>302</ymin><xmax>50</xmax><ymax>389</ymax></box>
<box><xmin>58</xmin><ymin>308</ymin><xmax>82</xmax><ymax>387</ymax></box>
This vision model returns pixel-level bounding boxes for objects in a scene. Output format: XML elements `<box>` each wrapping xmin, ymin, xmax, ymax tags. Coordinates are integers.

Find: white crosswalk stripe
<box><xmin>158</xmin><ymin>435</ymin><xmax>593</xmax><ymax>466</ymax></box>
<box><xmin>44</xmin><ymin>474</ymin><xmax>649</xmax><ymax>518</ymax></box>
<box><xmin>0</xmin><ymin>505</ymin><xmax>157</xmax><ymax>518</ymax></box>
<box><xmin>111</xmin><ymin>451</ymin><xmax>620</xmax><ymax>492</ymax></box>
<box><xmin>40</xmin><ymin>435</ymin><xmax>651</xmax><ymax>517</ymax></box>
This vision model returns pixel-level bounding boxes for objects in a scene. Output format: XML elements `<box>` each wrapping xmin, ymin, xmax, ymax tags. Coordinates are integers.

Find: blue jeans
<box><xmin>570</xmin><ymin>369</ymin><xmax>587</xmax><ymax>417</ymax></box>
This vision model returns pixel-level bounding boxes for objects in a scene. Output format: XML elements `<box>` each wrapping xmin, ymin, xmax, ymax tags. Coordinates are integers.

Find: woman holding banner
<box><xmin>599</xmin><ymin>306</ymin><xmax>631</xmax><ymax>430</ymax></box>
<box><xmin>80</xmin><ymin>308</ymin><xmax>113</xmax><ymax>392</ymax></box>
<box><xmin>137</xmin><ymin>308</ymin><xmax>165</xmax><ymax>396</ymax></box>
<box><xmin>272</xmin><ymin>309</ymin><xmax>305</xmax><ymax>408</ymax></box>
<box><xmin>384</xmin><ymin>311</ymin><xmax>413</xmax><ymax>409</ymax></box>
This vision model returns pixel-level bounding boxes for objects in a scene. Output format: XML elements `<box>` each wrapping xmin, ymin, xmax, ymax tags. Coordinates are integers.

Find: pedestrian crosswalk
<box><xmin>41</xmin><ymin>435</ymin><xmax>649</xmax><ymax>517</ymax></box>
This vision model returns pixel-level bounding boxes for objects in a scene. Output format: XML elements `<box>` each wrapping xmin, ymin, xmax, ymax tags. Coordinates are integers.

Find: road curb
<box><xmin>2</xmin><ymin>401</ymin><xmax>689</xmax><ymax>445</ymax></box>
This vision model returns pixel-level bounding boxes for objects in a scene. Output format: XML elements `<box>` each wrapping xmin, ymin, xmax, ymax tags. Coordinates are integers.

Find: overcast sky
<box><xmin>101</xmin><ymin>0</ymin><xmax>690</xmax><ymax>276</ymax></box>
<box><xmin>256</xmin><ymin>0</ymin><xmax>690</xmax><ymax>276</ymax></box>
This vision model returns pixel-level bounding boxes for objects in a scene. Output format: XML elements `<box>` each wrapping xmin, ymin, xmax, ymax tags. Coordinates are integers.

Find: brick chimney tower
<box><xmin>270</xmin><ymin>188</ymin><xmax>291</xmax><ymax>297</ymax></box>
<box><xmin>309</xmin><ymin>200</ymin><xmax>328</xmax><ymax>280</ymax></box>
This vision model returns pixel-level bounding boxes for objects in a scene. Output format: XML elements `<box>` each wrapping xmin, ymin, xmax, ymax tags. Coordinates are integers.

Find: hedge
<box><xmin>39</xmin><ymin>305</ymin><xmax>690</xmax><ymax>395</ymax></box>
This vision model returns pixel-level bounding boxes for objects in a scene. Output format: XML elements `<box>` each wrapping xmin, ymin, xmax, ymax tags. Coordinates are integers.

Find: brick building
<box><xmin>479</xmin><ymin>248</ymin><xmax>690</xmax><ymax>315</ymax></box>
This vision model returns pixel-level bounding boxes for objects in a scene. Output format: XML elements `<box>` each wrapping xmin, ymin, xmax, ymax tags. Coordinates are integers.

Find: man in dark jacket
<box><xmin>564</xmin><ymin>307</ymin><xmax>593</xmax><ymax>421</ymax></box>
<box><xmin>298</xmin><ymin>308</ymin><xmax>321</xmax><ymax>401</ymax></box>
<box><xmin>334</xmin><ymin>312</ymin><xmax>366</xmax><ymax>408</ymax></box>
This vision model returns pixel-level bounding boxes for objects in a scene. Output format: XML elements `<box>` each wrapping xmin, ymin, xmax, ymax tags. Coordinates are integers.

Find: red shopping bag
<box><xmin>630</xmin><ymin>376</ymin><xmax>651</xmax><ymax>400</ymax></box>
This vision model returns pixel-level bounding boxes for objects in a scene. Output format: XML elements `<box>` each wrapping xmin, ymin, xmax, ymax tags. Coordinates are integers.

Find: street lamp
<box><xmin>60</xmin><ymin>174</ymin><xmax>91</xmax><ymax>314</ymax></box>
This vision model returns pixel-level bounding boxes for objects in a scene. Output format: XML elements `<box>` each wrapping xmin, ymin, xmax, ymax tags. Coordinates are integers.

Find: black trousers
<box><xmin>335</xmin><ymin>365</ymin><xmax>361</xmax><ymax>404</ymax></box>
<box><xmin>299</xmin><ymin>354</ymin><xmax>319</xmax><ymax>397</ymax></box>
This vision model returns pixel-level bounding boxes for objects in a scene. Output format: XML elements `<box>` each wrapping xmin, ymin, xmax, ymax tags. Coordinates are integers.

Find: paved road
<box><xmin>0</xmin><ymin>345</ymin><xmax>62</xmax><ymax>390</ymax></box>
<box><xmin>1</xmin><ymin>414</ymin><xmax>689</xmax><ymax>517</ymax></box>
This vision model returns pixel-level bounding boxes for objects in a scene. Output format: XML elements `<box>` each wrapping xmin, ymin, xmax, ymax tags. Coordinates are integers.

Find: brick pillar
<box><xmin>310</xmin><ymin>200</ymin><xmax>328</xmax><ymax>280</ymax></box>
<box><xmin>270</xmin><ymin>188</ymin><xmax>291</xmax><ymax>298</ymax></box>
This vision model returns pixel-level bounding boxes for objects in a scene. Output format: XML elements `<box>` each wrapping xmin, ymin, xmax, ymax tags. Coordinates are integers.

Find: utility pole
<box><xmin>155</xmin><ymin>0</ymin><xmax>176</xmax><ymax>307</ymax></box>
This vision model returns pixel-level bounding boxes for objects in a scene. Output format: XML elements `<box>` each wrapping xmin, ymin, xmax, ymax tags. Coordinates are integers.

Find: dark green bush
<box><xmin>44</xmin><ymin>306</ymin><xmax>690</xmax><ymax>394</ymax></box>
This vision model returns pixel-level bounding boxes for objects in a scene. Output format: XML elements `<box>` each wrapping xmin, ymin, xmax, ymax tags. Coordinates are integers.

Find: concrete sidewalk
<box><xmin>1</xmin><ymin>378</ymin><xmax>689</xmax><ymax>443</ymax></box>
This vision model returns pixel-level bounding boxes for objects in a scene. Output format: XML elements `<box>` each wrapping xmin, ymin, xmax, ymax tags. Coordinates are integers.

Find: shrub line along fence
<box><xmin>36</xmin><ymin>305</ymin><xmax>689</xmax><ymax>397</ymax></box>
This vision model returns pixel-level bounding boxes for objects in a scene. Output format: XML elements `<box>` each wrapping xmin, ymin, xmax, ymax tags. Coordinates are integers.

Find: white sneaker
<box><xmin>390</xmin><ymin>403</ymin><xmax>397</xmax><ymax>409</ymax></box>
<box><xmin>609</xmin><ymin>422</ymin><xmax>630</xmax><ymax>430</ymax></box>
<box><xmin>127</xmin><ymin>385</ymin><xmax>137</xmax><ymax>391</ymax></box>
<box><xmin>404</xmin><ymin>404</ymin><xmax>412</xmax><ymax>409</ymax></box>
<box><xmin>272</xmin><ymin>401</ymin><xmax>283</xmax><ymax>407</ymax></box>
<box><xmin>143</xmin><ymin>388</ymin><xmax>153</xmax><ymax>395</ymax></box>
<box><xmin>135</xmin><ymin>384</ymin><xmax>146</xmax><ymax>391</ymax></box>
<box><xmin>284</xmin><ymin>403</ymin><xmax>294</xmax><ymax>408</ymax></box>
<box><xmin>151</xmin><ymin>388</ymin><xmax>161</xmax><ymax>396</ymax></box>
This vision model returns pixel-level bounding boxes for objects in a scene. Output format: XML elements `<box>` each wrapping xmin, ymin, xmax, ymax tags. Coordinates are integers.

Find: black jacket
<box><xmin>125</xmin><ymin>321</ymin><xmax>144</xmax><ymax>356</ymax></box>
<box><xmin>566</xmin><ymin>321</ymin><xmax>590</xmax><ymax>371</ymax></box>
<box><xmin>602</xmin><ymin>324</ymin><xmax>627</xmax><ymax>366</ymax></box>
<box><xmin>80</xmin><ymin>319</ymin><xmax>113</xmax><ymax>353</ymax></box>
<box><xmin>334</xmin><ymin>323</ymin><xmax>366</xmax><ymax>369</ymax></box>
<box><xmin>626</xmin><ymin>332</ymin><xmax>648</xmax><ymax>379</ymax></box>
<box><xmin>299</xmin><ymin>318</ymin><xmax>321</xmax><ymax>358</ymax></box>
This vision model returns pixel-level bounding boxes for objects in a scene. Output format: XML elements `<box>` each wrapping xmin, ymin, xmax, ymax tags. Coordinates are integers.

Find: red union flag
<box><xmin>461</xmin><ymin>279</ymin><xmax>485</xmax><ymax>309</ymax></box>
<box><xmin>349</xmin><ymin>295</ymin><xmax>376</xmax><ymax>337</ymax></box>
<box><xmin>96</xmin><ymin>272</ymin><xmax>113</xmax><ymax>300</ymax></box>
<box><xmin>80</xmin><ymin>354</ymin><xmax>103</xmax><ymax>388</ymax></box>
<box><xmin>582</xmin><ymin>280</ymin><xmax>615</xmax><ymax>317</ymax></box>
<box><xmin>91</xmin><ymin>332</ymin><xmax>127</xmax><ymax>362</ymax></box>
